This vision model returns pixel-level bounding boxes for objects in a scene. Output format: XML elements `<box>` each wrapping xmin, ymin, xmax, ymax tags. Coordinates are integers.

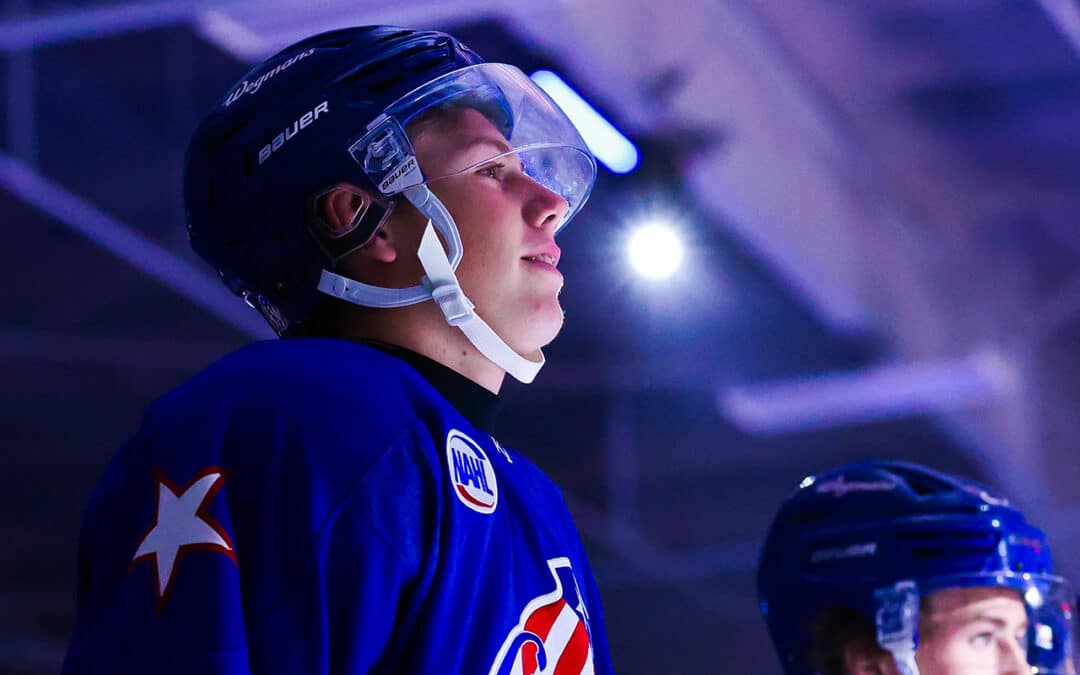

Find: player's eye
<box><xmin>477</xmin><ymin>163</ymin><xmax>504</xmax><ymax>180</ymax></box>
<box><xmin>969</xmin><ymin>631</ymin><xmax>995</xmax><ymax>648</ymax></box>
<box><xmin>1015</xmin><ymin>629</ymin><xmax>1029</xmax><ymax>650</ymax></box>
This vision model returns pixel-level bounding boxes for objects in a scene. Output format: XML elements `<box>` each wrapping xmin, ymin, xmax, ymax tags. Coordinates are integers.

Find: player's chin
<box><xmin>510</xmin><ymin>298</ymin><xmax>565</xmax><ymax>352</ymax></box>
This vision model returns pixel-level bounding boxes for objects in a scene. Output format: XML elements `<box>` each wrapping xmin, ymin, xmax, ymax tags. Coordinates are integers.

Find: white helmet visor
<box><xmin>349</xmin><ymin>62</ymin><xmax>597</xmax><ymax>232</ymax></box>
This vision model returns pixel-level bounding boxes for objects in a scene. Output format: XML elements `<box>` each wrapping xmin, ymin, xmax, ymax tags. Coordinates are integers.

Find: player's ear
<box><xmin>842</xmin><ymin>640</ymin><xmax>897</xmax><ymax>675</ymax></box>
<box><xmin>319</xmin><ymin>184</ymin><xmax>397</xmax><ymax>264</ymax></box>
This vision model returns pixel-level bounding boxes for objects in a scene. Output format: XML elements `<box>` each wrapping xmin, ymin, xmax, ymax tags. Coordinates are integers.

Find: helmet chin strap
<box><xmin>885</xmin><ymin>647</ymin><xmax>920</xmax><ymax>675</ymax></box>
<box><xmin>875</xmin><ymin>581</ymin><xmax>921</xmax><ymax>675</ymax></box>
<box><xmin>316</xmin><ymin>184</ymin><xmax>544</xmax><ymax>384</ymax></box>
<box><xmin>408</xmin><ymin>185</ymin><xmax>544</xmax><ymax>384</ymax></box>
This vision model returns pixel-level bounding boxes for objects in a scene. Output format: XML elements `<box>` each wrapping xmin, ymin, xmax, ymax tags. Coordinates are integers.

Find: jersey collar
<box><xmin>360</xmin><ymin>340</ymin><xmax>501</xmax><ymax>433</ymax></box>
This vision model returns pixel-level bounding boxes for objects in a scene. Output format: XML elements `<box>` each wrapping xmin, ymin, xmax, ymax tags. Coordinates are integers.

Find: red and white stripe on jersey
<box><xmin>514</xmin><ymin>597</ymin><xmax>592</xmax><ymax>675</ymax></box>
<box><xmin>489</xmin><ymin>557</ymin><xmax>595</xmax><ymax>675</ymax></box>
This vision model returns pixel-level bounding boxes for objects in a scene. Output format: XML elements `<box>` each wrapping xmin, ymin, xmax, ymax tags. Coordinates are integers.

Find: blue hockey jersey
<box><xmin>63</xmin><ymin>339</ymin><xmax>612</xmax><ymax>674</ymax></box>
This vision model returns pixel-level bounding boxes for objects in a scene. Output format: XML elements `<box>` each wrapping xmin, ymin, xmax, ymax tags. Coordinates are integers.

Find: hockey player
<box><xmin>62</xmin><ymin>26</ymin><xmax>611</xmax><ymax>674</ymax></box>
<box><xmin>759</xmin><ymin>460</ymin><xmax>1075</xmax><ymax>675</ymax></box>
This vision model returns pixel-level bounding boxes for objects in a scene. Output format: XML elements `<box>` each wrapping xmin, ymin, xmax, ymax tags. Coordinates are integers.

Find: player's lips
<box><xmin>521</xmin><ymin>244</ymin><xmax>561</xmax><ymax>270</ymax></box>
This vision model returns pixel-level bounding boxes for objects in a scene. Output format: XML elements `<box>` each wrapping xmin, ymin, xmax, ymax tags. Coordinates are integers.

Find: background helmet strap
<box><xmin>876</xmin><ymin>580</ymin><xmax>921</xmax><ymax>675</ymax></box>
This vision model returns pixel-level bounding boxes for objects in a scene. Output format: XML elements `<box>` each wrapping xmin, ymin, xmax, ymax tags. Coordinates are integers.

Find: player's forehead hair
<box><xmin>406</xmin><ymin>101</ymin><xmax>508</xmax><ymax>146</ymax></box>
<box><xmin>919</xmin><ymin>586</ymin><xmax>1027</xmax><ymax>638</ymax></box>
<box><xmin>923</xmin><ymin>585</ymin><xmax>1023</xmax><ymax>615</ymax></box>
<box><xmin>405</xmin><ymin>103</ymin><xmax>515</xmax><ymax>180</ymax></box>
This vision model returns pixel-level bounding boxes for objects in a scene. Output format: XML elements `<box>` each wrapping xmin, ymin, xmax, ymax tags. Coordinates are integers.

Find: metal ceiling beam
<box><xmin>195</xmin><ymin>0</ymin><xmax>539</xmax><ymax>62</ymax></box>
<box><xmin>681</xmin><ymin>0</ymin><xmax>873</xmax><ymax>335</ymax></box>
<box><xmin>718</xmin><ymin>350</ymin><xmax>1017</xmax><ymax>435</ymax></box>
<box><xmin>5</xmin><ymin>44</ymin><xmax>35</xmax><ymax>163</ymax></box>
<box><xmin>1035</xmin><ymin>0</ymin><xmax>1080</xmax><ymax>60</ymax></box>
<box><xmin>0</xmin><ymin>328</ymin><xmax>233</xmax><ymax>370</ymax></box>
<box><xmin>0</xmin><ymin>0</ymin><xmax>546</xmax><ymax>53</ymax></box>
<box><xmin>0</xmin><ymin>153</ymin><xmax>270</xmax><ymax>339</ymax></box>
<box><xmin>563</xmin><ymin>491</ymin><xmax>758</xmax><ymax>621</ymax></box>
<box><xmin>1030</xmin><ymin>272</ymin><xmax>1080</xmax><ymax>343</ymax></box>
<box><xmin>0</xmin><ymin>0</ymin><xmax>203</xmax><ymax>50</ymax></box>
<box><xmin>5</xmin><ymin>0</ymin><xmax>35</xmax><ymax>164</ymax></box>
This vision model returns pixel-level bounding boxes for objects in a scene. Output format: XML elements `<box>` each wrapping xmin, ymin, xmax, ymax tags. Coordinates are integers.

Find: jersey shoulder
<box><xmin>117</xmin><ymin>339</ymin><xmax>454</xmax><ymax>515</ymax></box>
<box><xmin>154</xmin><ymin>338</ymin><xmax>445</xmax><ymax>444</ymax></box>
<box><xmin>177</xmin><ymin>338</ymin><xmax>430</xmax><ymax>406</ymax></box>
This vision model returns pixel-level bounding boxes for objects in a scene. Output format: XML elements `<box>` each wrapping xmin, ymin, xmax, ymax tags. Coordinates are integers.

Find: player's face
<box><xmin>915</xmin><ymin>587</ymin><xmax>1030</xmax><ymax>675</ymax></box>
<box><xmin>411</xmin><ymin>107</ymin><xmax>570</xmax><ymax>354</ymax></box>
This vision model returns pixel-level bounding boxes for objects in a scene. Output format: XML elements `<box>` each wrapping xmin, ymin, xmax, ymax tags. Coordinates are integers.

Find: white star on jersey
<box><xmin>133</xmin><ymin>470</ymin><xmax>233</xmax><ymax>599</ymax></box>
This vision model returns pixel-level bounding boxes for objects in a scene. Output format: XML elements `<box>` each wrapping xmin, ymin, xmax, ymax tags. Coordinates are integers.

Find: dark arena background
<box><xmin>3</xmin><ymin>1</ymin><xmax>1080</xmax><ymax>673</ymax></box>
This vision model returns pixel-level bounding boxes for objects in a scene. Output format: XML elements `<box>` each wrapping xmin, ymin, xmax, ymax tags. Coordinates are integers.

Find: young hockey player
<box><xmin>63</xmin><ymin>25</ymin><xmax>610</xmax><ymax>675</ymax></box>
<box><xmin>759</xmin><ymin>460</ymin><xmax>1075</xmax><ymax>675</ymax></box>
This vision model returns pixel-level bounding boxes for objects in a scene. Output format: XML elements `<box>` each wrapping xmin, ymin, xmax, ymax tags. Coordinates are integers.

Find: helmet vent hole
<box><xmin>793</xmin><ymin>509</ymin><xmax>829</xmax><ymax>525</ymax></box>
<box><xmin>899</xmin><ymin>530</ymin><xmax>998</xmax><ymax>564</ymax></box>
<box><xmin>337</xmin><ymin>45</ymin><xmax>434</xmax><ymax>88</ymax></box>
<box><xmin>889</xmin><ymin>467</ymin><xmax>954</xmax><ymax>496</ymax></box>
<box><xmin>409</xmin><ymin>56</ymin><xmax>445</xmax><ymax>74</ymax></box>
<box><xmin>336</xmin><ymin>60</ymin><xmax>385</xmax><ymax>86</ymax></box>
<box><xmin>366</xmin><ymin>77</ymin><xmax>402</xmax><ymax>96</ymax></box>
<box><xmin>395</xmin><ymin>43</ymin><xmax>438</xmax><ymax>63</ymax></box>
<box><xmin>317</xmin><ymin>37</ymin><xmax>355</xmax><ymax>49</ymax></box>
<box><xmin>376</xmin><ymin>29</ymin><xmax>412</xmax><ymax>44</ymax></box>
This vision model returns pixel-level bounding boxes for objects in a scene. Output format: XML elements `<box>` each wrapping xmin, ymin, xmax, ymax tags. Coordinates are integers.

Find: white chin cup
<box><xmin>316</xmin><ymin>185</ymin><xmax>544</xmax><ymax>384</ymax></box>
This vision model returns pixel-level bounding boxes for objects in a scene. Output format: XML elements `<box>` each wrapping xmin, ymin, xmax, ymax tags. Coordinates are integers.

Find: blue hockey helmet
<box><xmin>185</xmin><ymin>26</ymin><xmax>596</xmax><ymax>382</ymax></box>
<box><xmin>758</xmin><ymin>460</ymin><xmax>1073</xmax><ymax>675</ymax></box>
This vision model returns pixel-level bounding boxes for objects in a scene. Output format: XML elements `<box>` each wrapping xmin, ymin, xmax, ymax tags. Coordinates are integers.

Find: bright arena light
<box><xmin>628</xmin><ymin>223</ymin><xmax>684</xmax><ymax>279</ymax></box>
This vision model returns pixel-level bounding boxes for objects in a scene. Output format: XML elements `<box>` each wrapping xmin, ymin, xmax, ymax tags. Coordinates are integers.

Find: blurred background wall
<box><xmin>2</xmin><ymin>1</ymin><xmax>1080</xmax><ymax>672</ymax></box>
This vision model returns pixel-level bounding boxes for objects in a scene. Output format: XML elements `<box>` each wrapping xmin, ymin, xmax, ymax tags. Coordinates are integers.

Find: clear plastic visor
<box><xmin>350</xmin><ymin>63</ymin><xmax>597</xmax><ymax>232</ymax></box>
<box><xmin>894</xmin><ymin>574</ymin><xmax>1076</xmax><ymax>674</ymax></box>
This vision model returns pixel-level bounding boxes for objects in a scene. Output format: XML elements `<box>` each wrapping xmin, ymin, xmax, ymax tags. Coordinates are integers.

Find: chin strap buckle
<box><xmin>428</xmin><ymin>280</ymin><xmax>475</xmax><ymax>326</ymax></box>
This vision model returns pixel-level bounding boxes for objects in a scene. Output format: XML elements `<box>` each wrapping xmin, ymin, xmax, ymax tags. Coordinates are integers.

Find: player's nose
<box><xmin>997</xmin><ymin>635</ymin><xmax>1028</xmax><ymax>674</ymax></box>
<box><xmin>522</xmin><ymin>179</ymin><xmax>569</xmax><ymax>234</ymax></box>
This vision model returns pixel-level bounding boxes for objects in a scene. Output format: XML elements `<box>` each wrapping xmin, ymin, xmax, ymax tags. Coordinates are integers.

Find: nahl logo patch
<box><xmin>447</xmin><ymin>429</ymin><xmax>498</xmax><ymax>514</ymax></box>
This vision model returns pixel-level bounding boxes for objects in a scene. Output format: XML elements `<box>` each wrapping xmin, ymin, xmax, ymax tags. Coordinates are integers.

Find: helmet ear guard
<box><xmin>308</xmin><ymin>184</ymin><xmax>396</xmax><ymax>262</ymax></box>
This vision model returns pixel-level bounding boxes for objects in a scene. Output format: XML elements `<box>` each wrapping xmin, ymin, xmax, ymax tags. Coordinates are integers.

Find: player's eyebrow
<box><xmin>462</xmin><ymin>137</ymin><xmax>512</xmax><ymax>156</ymax></box>
<box><xmin>951</xmin><ymin>612</ymin><xmax>1028</xmax><ymax>634</ymax></box>
<box><xmin>965</xmin><ymin>614</ymin><xmax>1008</xmax><ymax>627</ymax></box>
<box><xmin>925</xmin><ymin>608</ymin><xmax>1008</xmax><ymax>628</ymax></box>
